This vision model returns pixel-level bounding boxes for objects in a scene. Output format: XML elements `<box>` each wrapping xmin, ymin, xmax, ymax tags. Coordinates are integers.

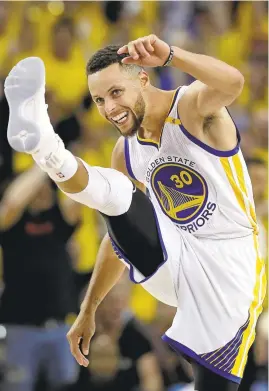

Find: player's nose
<box><xmin>104</xmin><ymin>99</ymin><xmax>117</xmax><ymax>115</ymax></box>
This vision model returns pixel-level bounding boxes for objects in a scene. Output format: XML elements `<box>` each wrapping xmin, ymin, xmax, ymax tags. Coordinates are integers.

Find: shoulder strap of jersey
<box><xmin>166</xmin><ymin>85</ymin><xmax>189</xmax><ymax>124</ymax></box>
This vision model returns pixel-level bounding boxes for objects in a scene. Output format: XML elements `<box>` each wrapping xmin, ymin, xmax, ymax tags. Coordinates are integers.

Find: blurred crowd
<box><xmin>0</xmin><ymin>1</ymin><xmax>267</xmax><ymax>391</ymax></box>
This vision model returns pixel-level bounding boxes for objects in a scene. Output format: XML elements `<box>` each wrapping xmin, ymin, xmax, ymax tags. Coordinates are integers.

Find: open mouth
<box><xmin>111</xmin><ymin>111</ymin><xmax>129</xmax><ymax>125</ymax></box>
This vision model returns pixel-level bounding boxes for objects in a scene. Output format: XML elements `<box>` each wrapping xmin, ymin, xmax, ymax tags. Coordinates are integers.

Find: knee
<box><xmin>64</xmin><ymin>164</ymin><xmax>134</xmax><ymax>216</ymax></box>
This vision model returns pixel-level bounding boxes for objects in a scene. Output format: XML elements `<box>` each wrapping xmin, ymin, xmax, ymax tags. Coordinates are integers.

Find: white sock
<box><xmin>63</xmin><ymin>160</ymin><xmax>134</xmax><ymax>216</ymax></box>
<box><xmin>32</xmin><ymin>133</ymin><xmax>78</xmax><ymax>182</ymax></box>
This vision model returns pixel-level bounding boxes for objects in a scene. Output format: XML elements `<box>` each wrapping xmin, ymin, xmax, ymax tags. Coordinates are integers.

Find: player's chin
<box><xmin>120</xmin><ymin>125</ymin><xmax>138</xmax><ymax>138</ymax></box>
<box><xmin>113</xmin><ymin>120</ymin><xmax>137</xmax><ymax>137</ymax></box>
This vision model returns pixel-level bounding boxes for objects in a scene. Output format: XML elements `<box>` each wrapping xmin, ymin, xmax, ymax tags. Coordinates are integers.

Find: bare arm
<box><xmin>118</xmin><ymin>34</ymin><xmax>244</xmax><ymax>118</ymax></box>
<box><xmin>79</xmin><ymin>137</ymin><xmax>135</xmax><ymax>315</ymax></box>
<box><xmin>67</xmin><ymin>232</ymin><xmax>126</xmax><ymax>367</ymax></box>
<box><xmin>80</xmin><ymin>233</ymin><xmax>126</xmax><ymax>315</ymax></box>
<box><xmin>171</xmin><ymin>46</ymin><xmax>244</xmax><ymax>117</ymax></box>
<box><xmin>76</xmin><ymin>136</ymin><xmax>133</xmax><ymax>315</ymax></box>
<box><xmin>118</xmin><ymin>34</ymin><xmax>244</xmax><ymax>148</ymax></box>
<box><xmin>67</xmin><ymin>137</ymin><xmax>135</xmax><ymax>366</ymax></box>
<box><xmin>0</xmin><ymin>165</ymin><xmax>47</xmax><ymax>230</ymax></box>
<box><xmin>172</xmin><ymin>48</ymin><xmax>243</xmax><ymax>150</ymax></box>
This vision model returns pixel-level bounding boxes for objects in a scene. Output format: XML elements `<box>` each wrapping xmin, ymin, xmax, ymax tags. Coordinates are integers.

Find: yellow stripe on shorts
<box><xmin>220</xmin><ymin>156</ymin><xmax>266</xmax><ymax>377</ymax></box>
<box><xmin>231</xmin><ymin>235</ymin><xmax>266</xmax><ymax>377</ymax></box>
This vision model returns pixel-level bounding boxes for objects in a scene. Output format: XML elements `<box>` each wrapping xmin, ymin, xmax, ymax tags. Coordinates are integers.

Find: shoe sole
<box><xmin>4</xmin><ymin>57</ymin><xmax>45</xmax><ymax>153</ymax></box>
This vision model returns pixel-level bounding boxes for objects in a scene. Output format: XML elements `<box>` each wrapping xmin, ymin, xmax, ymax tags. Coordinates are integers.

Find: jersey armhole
<box><xmin>177</xmin><ymin>104</ymin><xmax>241</xmax><ymax>157</ymax></box>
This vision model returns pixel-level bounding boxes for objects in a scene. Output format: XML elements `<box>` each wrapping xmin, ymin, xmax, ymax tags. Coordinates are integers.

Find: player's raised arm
<box><xmin>118</xmin><ymin>34</ymin><xmax>244</xmax><ymax>116</ymax></box>
<box><xmin>168</xmin><ymin>46</ymin><xmax>244</xmax><ymax>117</ymax></box>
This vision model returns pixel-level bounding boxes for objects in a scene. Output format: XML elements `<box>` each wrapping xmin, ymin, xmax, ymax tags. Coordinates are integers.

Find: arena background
<box><xmin>0</xmin><ymin>1</ymin><xmax>267</xmax><ymax>391</ymax></box>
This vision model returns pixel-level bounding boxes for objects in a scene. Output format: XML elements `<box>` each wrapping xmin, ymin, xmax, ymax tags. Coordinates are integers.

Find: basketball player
<box><xmin>4</xmin><ymin>35</ymin><xmax>266</xmax><ymax>391</ymax></box>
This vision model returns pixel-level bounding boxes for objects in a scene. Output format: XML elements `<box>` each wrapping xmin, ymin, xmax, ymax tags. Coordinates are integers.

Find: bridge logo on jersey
<box><xmin>151</xmin><ymin>163</ymin><xmax>208</xmax><ymax>224</ymax></box>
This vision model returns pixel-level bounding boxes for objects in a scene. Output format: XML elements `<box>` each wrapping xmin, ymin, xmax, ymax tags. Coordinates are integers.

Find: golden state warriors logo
<box><xmin>151</xmin><ymin>163</ymin><xmax>208</xmax><ymax>224</ymax></box>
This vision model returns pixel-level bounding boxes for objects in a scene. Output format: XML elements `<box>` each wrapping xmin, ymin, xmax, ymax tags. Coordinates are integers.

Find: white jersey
<box><xmin>115</xmin><ymin>86</ymin><xmax>266</xmax><ymax>383</ymax></box>
<box><xmin>124</xmin><ymin>86</ymin><xmax>258</xmax><ymax>239</ymax></box>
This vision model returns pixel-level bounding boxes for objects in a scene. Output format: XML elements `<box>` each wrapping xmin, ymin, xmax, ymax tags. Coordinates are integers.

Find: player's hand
<box><xmin>117</xmin><ymin>34</ymin><xmax>171</xmax><ymax>67</ymax></box>
<box><xmin>67</xmin><ymin>310</ymin><xmax>96</xmax><ymax>367</ymax></box>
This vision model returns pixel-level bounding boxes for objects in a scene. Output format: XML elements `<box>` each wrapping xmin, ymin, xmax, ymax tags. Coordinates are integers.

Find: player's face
<box><xmin>88</xmin><ymin>64</ymin><xmax>146</xmax><ymax>137</ymax></box>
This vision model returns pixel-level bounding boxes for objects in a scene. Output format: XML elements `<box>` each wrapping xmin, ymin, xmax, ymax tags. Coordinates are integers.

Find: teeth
<box><xmin>112</xmin><ymin>112</ymin><xmax>127</xmax><ymax>122</ymax></box>
<box><xmin>117</xmin><ymin>114</ymin><xmax>128</xmax><ymax>124</ymax></box>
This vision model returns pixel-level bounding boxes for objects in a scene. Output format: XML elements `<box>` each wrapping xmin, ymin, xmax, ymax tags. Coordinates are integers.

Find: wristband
<box><xmin>163</xmin><ymin>46</ymin><xmax>174</xmax><ymax>67</ymax></box>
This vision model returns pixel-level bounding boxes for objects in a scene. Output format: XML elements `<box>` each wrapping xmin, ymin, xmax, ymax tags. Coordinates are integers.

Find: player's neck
<box><xmin>139</xmin><ymin>87</ymin><xmax>176</xmax><ymax>141</ymax></box>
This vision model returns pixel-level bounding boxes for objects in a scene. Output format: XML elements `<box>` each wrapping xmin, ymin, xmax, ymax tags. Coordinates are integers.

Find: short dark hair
<box><xmin>86</xmin><ymin>44</ymin><xmax>141</xmax><ymax>76</ymax></box>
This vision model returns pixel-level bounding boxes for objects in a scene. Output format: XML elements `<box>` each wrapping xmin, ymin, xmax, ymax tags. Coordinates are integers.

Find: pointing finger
<box><xmin>117</xmin><ymin>45</ymin><xmax>128</xmax><ymax>55</ymax></box>
<box><xmin>121</xmin><ymin>56</ymin><xmax>139</xmax><ymax>65</ymax></box>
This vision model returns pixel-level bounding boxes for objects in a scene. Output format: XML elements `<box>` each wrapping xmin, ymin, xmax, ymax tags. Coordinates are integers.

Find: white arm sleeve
<box><xmin>63</xmin><ymin>160</ymin><xmax>133</xmax><ymax>216</ymax></box>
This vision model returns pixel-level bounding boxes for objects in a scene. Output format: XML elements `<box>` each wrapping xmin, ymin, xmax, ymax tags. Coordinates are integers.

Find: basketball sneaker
<box><xmin>4</xmin><ymin>57</ymin><xmax>65</xmax><ymax>169</ymax></box>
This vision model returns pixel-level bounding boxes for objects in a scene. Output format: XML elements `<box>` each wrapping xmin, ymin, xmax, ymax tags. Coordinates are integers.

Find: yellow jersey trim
<box><xmin>220</xmin><ymin>155</ymin><xmax>266</xmax><ymax>377</ymax></box>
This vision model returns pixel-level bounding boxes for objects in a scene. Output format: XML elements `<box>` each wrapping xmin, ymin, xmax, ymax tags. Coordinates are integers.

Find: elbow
<box><xmin>231</xmin><ymin>70</ymin><xmax>245</xmax><ymax>96</ymax></box>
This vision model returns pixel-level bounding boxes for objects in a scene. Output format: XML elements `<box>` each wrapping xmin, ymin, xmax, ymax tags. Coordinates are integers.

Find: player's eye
<box><xmin>112</xmin><ymin>89</ymin><xmax>122</xmax><ymax>97</ymax></box>
<box><xmin>95</xmin><ymin>97</ymin><xmax>104</xmax><ymax>104</ymax></box>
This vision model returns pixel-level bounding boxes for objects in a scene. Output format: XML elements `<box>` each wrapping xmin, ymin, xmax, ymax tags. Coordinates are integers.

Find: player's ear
<box><xmin>139</xmin><ymin>70</ymin><xmax>150</xmax><ymax>88</ymax></box>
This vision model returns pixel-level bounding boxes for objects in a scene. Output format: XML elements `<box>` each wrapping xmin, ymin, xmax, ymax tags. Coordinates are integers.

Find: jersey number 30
<box><xmin>170</xmin><ymin>171</ymin><xmax>192</xmax><ymax>188</ymax></box>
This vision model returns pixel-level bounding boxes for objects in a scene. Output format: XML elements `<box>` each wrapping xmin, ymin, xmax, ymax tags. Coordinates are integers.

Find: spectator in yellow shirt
<box><xmin>42</xmin><ymin>17</ymin><xmax>87</xmax><ymax>115</ymax></box>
